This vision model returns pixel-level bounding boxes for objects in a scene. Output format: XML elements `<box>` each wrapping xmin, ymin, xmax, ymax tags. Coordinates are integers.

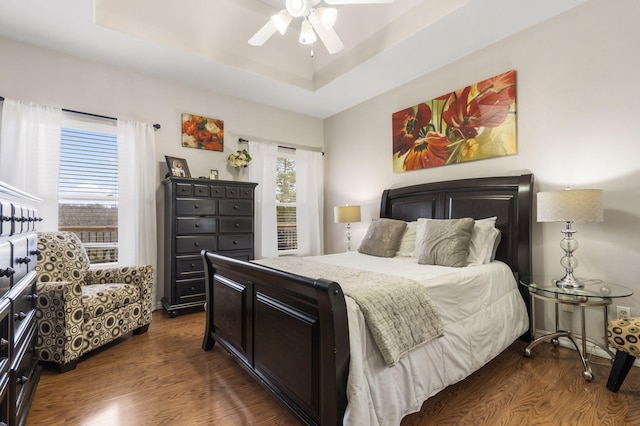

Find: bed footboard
<box><xmin>201</xmin><ymin>251</ymin><xmax>350</xmax><ymax>426</ymax></box>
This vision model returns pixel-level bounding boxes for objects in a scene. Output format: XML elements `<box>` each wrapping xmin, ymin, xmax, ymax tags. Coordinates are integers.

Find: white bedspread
<box><xmin>305</xmin><ymin>252</ymin><xmax>529</xmax><ymax>426</ymax></box>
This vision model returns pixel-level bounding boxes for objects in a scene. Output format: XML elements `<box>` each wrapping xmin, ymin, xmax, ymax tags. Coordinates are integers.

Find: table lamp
<box><xmin>537</xmin><ymin>188</ymin><xmax>603</xmax><ymax>288</ymax></box>
<box><xmin>334</xmin><ymin>205</ymin><xmax>361</xmax><ymax>252</ymax></box>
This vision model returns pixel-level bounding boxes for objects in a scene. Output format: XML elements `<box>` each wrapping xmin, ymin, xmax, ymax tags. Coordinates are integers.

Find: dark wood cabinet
<box><xmin>0</xmin><ymin>182</ymin><xmax>41</xmax><ymax>425</ymax></box>
<box><xmin>162</xmin><ymin>177</ymin><xmax>257</xmax><ymax>317</ymax></box>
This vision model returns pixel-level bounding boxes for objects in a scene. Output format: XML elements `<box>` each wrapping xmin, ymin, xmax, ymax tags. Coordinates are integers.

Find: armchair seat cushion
<box><xmin>82</xmin><ymin>283</ymin><xmax>138</xmax><ymax>321</ymax></box>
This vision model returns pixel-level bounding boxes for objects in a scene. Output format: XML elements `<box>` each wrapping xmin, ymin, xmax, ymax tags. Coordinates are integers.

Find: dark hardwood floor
<box><xmin>27</xmin><ymin>311</ymin><xmax>640</xmax><ymax>425</ymax></box>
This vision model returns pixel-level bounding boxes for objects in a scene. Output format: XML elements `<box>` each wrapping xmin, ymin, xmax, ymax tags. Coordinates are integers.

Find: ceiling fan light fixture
<box><xmin>315</xmin><ymin>7</ymin><xmax>337</xmax><ymax>30</ymax></box>
<box><xmin>271</xmin><ymin>10</ymin><xmax>293</xmax><ymax>35</ymax></box>
<box><xmin>286</xmin><ymin>0</ymin><xmax>310</xmax><ymax>18</ymax></box>
<box><xmin>299</xmin><ymin>19</ymin><xmax>317</xmax><ymax>45</ymax></box>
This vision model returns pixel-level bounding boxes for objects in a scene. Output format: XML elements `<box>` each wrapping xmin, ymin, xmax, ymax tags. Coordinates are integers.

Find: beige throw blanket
<box><xmin>255</xmin><ymin>257</ymin><xmax>443</xmax><ymax>366</ymax></box>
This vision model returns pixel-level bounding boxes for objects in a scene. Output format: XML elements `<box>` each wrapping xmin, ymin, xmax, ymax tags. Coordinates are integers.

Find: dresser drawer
<box><xmin>0</xmin><ymin>375</ymin><xmax>8</xmax><ymax>426</ymax></box>
<box><xmin>10</xmin><ymin>237</ymin><xmax>28</xmax><ymax>285</ymax></box>
<box><xmin>218</xmin><ymin>235</ymin><xmax>253</xmax><ymax>251</ymax></box>
<box><xmin>176</xmin><ymin>236</ymin><xmax>217</xmax><ymax>254</ymax></box>
<box><xmin>0</xmin><ymin>300</ymin><xmax>10</xmax><ymax>378</ymax></box>
<box><xmin>193</xmin><ymin>184</ymin><xmax>210</xmax><ymax>197</ymax></box>
<box><xmin>210</xmin><ymin>185</ymin><xmax>225</xmax><ymax>198</ymax></box>
<box><xmin>0</xmin><ymin>243</ymin><xmax>11</xmax><ymax>296</ymax></box>
<box><xmin>6</xmin><ymin>274</ymin><xmax>36</xmax><ymax>345</ymax></box>
<box><xmin>175</xmin><ymin>183</ymin><xmax>193</xmax><ymax>197</ymax></box>
<box><xmin>0</xmin><ymin>202</ymin><xmax>11</xmax><ymax>237</ymax></box>
<box><xmin>176</xmin><ymin>218</ymin><xmax>217</xmax><ymax>235</ymax></box>
<box><xmin>176</xmin><ymin>255</ymin><xmax>204</xmax><ymax>276</ymax></box>
<box><xmin>176</xmin><ymin>278</ymin><xmax>206</xmax><ymax>302</ymax></box>
<box><xmin>219</xmin><ymin>218</ymin><xmax>253</xmax><ymax>233</ymax></box>
<box><xmin>12</xmin><ymin>323</ymin><xmax>39</xmax><ymax>425</ymax></box>
<box><xmin>176</xmin><ymin>198</ymin><xmax>217</xmax><ymax>216</ymax></box>
<box><xmin>219</xmin><ymin>200</ymin><xmax>253</xmax><ymax>216</ymax></box>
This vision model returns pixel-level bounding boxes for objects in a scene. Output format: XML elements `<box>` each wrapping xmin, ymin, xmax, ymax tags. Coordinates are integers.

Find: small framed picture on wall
<box><xmin>210</xmin><ymin>169</ymin><xmax>219</xmax><ymax>180</ymax></box>
<box><xmin>165</xmin><ymin>155</ymin><xmax>191</xmax><ymax>178</ymax></box>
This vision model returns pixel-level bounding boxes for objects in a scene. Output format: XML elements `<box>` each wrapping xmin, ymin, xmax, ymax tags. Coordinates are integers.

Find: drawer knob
<box><xmin>234</xmin><ymin>205</ymin><xmax>239</xmax><ymax>210</ymax></box>
<box><xmin>17</xmin><ymin>375</ymin><xmax>28</xmax><ymax>385</ymax></box>
<box><xmin>233</xmin><ymin>240</ymin><xmax>239</xmax><ymax>245</ymax></box>
<box><xmin>194</xmin><ymin>242</ymin><xmax>199</xmax><ymax>247</ymax></box>
<box><xmin>190</xmin><ymin>286</ymin><xmax>196</xmax><ymax>292</ymax></box>
<box><xmin>24</xmin><ymin>293</ymin><xmax>37</xmax><ymax>302</ymax></box>
<box><xmin>0</xmin><ymin>338</ymin><xmax>8</xmax><ymax>349</ymax></box>
<box><xmin>195</xmin><ymin>223</ymin><xmax>200</xmax><ymax>228</ymax></box>
<box><xmin>194</xmin><ymin>204</ymin><xmax>199</xmax><ymax>209</ymax></box>
<box><xmin>0</xmin><ymin>267</ymin><xmax>14</xmax><ymax>278</ymax></box>
<box><xmin>14</xmin><ymin>311</ymin><xmax>27</xmax><ymax>321</ymax></box>
<box><xmin>190</xmin><ymin>263</ymin><xmax>196</xmax><ymax>268</ymax></box>
<box><xmin>234</xmin><ymin>223</ymin><xmax>240</xmax><ymax>228</ymax></box>
<box><xmin>30</xmin><ymin>249</ymin><xmax>42</xmax><ymax>256</ymax></box>
<box><xmin>16</xmin><ymin>257</ymin><xmax>31</xmax><ymax>264</ymax></box>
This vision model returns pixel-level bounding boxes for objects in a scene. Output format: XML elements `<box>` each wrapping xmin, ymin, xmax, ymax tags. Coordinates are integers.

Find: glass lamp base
<box><xmin>555</xmin><ymin>272</ymin><xmax>585</xmax><ymax>289</ymax></box>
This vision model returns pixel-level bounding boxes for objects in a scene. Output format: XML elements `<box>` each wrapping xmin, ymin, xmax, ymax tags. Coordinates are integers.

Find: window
<box><xmin>58</xmin><ymin>114</ymin><xmax>118</xmax><ymax>264</ymax></box>
<box><xmin>276</xmin><ymin>155</ymin><xmax>297</xmax><ymax>253</ymax></box>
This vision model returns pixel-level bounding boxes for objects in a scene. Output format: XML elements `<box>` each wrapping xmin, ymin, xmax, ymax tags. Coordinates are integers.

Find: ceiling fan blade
<box><xmin>248</xmin><ymin>20</ymin><xmax>278</xmax><ymax>46</ymax></box>
<box><xmin>324</xmin><ymin>0</ymin><xmax>394</xmax><ymax>4</ymax></box>
<box><xmin>308</xmin><ymin>11</ymin><xmax>344</xmax><ymax>54</ymax></box>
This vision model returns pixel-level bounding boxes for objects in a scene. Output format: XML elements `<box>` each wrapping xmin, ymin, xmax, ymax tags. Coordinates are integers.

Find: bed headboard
<box><xmin>380</xmin><ymin>173</ymin><xmax>533</xmax><ymax>317</ymax></box>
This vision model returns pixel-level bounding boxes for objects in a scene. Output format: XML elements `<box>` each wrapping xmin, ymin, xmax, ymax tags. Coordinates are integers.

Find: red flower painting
<box><xmin>182</xmin><ymin>113</ymin><xmax>224</xmax><ymax>152</ymax></box>
<box><xmin>392</xmin><ymin>70</ymin><xmax>517</xmax><ymax>173</ymax></box>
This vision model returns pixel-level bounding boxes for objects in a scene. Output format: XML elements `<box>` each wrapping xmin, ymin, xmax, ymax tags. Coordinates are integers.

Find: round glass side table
<box><xmin>519</xmin><ymin>277</ymin><xmax>633</xmax><ymax>381</ymax></box>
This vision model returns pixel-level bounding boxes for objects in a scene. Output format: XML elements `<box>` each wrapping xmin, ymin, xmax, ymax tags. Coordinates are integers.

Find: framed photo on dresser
<box><xmin>165</xmin><ymin>156</ymin><xmax>191</xmax><ymax>178</ymax></box>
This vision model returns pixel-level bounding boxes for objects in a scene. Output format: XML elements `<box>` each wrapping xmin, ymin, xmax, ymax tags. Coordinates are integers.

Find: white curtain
<box><xmin>295</xmin><ymin>149</ymin><xmax>323</xmax><ymax>256</ymax></box>
<box><xmin>0</xmin><ymin>98</ymin><xmax>62</xmax><ymax>230</ymax></box>
<box><xmin>248</xmin><ymin>141</ymin><xmax>279</xmax><ymax>259</ymax></box>
<box><xmin>117</xmin><ymin>120</ymin><xmax>158</xmax><ymax>305</ymax></box>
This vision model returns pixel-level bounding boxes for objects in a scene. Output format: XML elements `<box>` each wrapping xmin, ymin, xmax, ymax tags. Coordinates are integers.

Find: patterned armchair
<box><xmin>34</xmin><ymin>232</ymin><xmax>153</xmax><ymax>372</ymax></box>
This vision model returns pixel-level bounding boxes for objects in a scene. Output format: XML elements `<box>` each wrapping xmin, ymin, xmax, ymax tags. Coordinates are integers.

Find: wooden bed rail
<box><xmin>201</xmin><ymin>251</ymin><xmax>350</xmax><ymax>425</ymax></box>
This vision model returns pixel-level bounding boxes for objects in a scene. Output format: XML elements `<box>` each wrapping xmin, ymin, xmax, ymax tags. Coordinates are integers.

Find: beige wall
<box><xmin>324</xmin><ymin>0</ymin><xmax>640</xmax><ymax>338</ymax></box>
<box><xmin>0</xmin><ymin>38</ymin><xmax>324</xmax><ymax>308</ymax></box>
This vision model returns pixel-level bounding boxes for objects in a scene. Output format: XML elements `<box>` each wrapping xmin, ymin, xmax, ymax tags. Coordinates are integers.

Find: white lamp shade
<box><xmin>537</xmin><ymin>189</ymin><xmax>603</xmax><ymax>223</ymax></box>
<box><xmin>334</xmin><ymin>205</ymin><xmax>361</xmax><ymax>223</ymax></box>
<box><xmin>299</xmin><ymin>19</ymin><xmax>317</xmax><ymax>45</ymax></box>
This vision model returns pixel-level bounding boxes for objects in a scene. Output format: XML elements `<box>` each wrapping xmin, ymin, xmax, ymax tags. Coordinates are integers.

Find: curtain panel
<box><xmin>248</xmin><ymin>140</ymin><xmax>323</xmax><ymax>258</ymax></box>
<box><xmin>117</xmin><ymin>119</ymin><xmax>158</xmax><ymax>308</ymax></box>
<box><xmin>0</xmin><ymin>98</ymin><xmax>62</xmax><ymax>230</ymax></box>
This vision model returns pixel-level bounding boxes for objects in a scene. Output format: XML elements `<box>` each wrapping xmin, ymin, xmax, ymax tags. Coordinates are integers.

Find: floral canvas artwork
<box><xmin>182</xmin><ymin>113</ymin><xmax>224</xmax><ymax>151</ymax></box>
<box><xmin>392</xmin><ymin>70</ymin><xmax>517</xmax><ymax>173</ymax></box>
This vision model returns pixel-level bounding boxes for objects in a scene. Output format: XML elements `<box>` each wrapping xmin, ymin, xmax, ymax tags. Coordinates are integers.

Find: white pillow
<box><xmin>412</xmin><ymin>218</ymin><xmax>431</xmax><ymax>258</ymax></box>
<box><xmin>395</xmin><ymin>221</ymin><xmax>417</xmax><ymax>257</ymax></box>
<box><xmin>467</xmin><ymin>216</ymin><xmax>499</xmax><ymax>265</ymax></box>
<box><xmin>467</xmin><ymin>226</ymin><xmax>501</xmax><ymax>265</ymax></box>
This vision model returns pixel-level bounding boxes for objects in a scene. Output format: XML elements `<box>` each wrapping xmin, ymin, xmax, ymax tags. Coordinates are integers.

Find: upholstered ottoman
<box><xmin>606</xmin><ymin>317</ymin><xmax>640</xmax><ymax>391</ymax></box>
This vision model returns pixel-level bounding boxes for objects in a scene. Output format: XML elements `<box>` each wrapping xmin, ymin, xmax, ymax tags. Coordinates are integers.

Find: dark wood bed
<box><xmin>202</xmin><ymin>173</ymin><xmax>533</xmax><ymax>425</ymax></box>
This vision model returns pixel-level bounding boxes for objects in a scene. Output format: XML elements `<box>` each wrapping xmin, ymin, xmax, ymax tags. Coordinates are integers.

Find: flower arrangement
<box><xmin>227</xmin><ymin>149</ymin><xmax>252</xmax><ymax>168</ymax></box>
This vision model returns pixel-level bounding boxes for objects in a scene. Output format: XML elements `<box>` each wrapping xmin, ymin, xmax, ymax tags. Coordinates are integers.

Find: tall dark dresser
<box><xmin>0</xmin><ymin>182</ymin><xmax>41</xmax><ymax>426</ymax></box>
<box><xmin>162</xmin><ymin>177</ymin><xmax>257</xmax><ymax>317</ymax></box>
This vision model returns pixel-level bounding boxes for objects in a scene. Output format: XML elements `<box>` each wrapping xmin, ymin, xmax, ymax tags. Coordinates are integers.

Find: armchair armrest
<box><xmin>35</xmin><ymin>281</ymin><xmax>85</xmax><ymax>365</ymax></box>
<box><xmin>85</xmin><ymin>265</ymin><xmax>154</xmax><ymax>323</ymax></box>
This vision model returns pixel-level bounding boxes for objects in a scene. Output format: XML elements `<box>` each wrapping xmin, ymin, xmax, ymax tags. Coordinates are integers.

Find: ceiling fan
<box><xmin>249</xmin><ymin>0</ymin><xmax>395</xmax><ymax>54</ymax></box>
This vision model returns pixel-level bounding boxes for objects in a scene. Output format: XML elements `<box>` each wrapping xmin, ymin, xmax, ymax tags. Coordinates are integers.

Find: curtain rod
<box><xmin>0</xmin><ymin>96</ymin><xmax>161</xmax><ymax>130</ymax></box>
<box><xmin>238</xmin><ymin>137</ymin><xmax>324</xmax><ymax>155</ymax></box>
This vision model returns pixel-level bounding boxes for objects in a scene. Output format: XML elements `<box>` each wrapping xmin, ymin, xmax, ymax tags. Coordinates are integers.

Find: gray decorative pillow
<box><xmin>358</xmin><ymin>219</ymin><xmax>407</xmax><ymax>257</ymax></box>
<box><xmin>418</xmin><ymin>218</ymin><xmax>475</xmax><ymax>267</ymax></box>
